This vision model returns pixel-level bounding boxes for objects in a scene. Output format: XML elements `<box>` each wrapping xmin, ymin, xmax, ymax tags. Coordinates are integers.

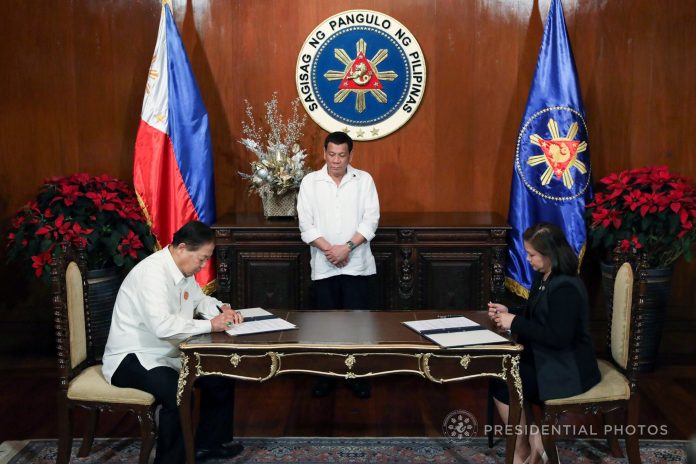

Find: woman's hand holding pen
<box><xmin>487</xmin><ymin>302</ymin><xmax>514</xmax><ymax>332</ymax></box>
<box><xmin>487</xmin><ymin>302</ymin><xmax>508</xmax><ymax>319</ymax></box>
<box><xmin>210</xmin><ymin>304</ymin><xmax>244</xmax><ymax>332</ymax></box>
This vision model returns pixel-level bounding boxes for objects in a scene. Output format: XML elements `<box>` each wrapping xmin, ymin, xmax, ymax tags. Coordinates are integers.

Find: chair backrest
<box><xmin>606</xmin><ymin>250</ymin><xmax>647</xmax><ymax>391</ymax></box>
<box><xmin>610</xmin><ymin>262</ymin><xmax>633</xmax><ymax>370</ymax></box>
<box><xmin>51</xmin><ymin>242</ymin><xmax>92</xmax><ymax>385</ymax></box>
<box><xmin>65</xmin><ymin>261</ymin><xmax>87</xmax><ymax>368</ymax></box>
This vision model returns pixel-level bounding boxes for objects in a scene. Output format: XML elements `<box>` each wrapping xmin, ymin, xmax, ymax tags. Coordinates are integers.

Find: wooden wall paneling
<box><xmin>1</xmin><ymin>0</ymin><xmax>695</xmax><ymax>220</ymax></box>
<box><xmin>71</xmin><ymin>1</ymin><xmax>160</xmax><ymax>177</ymax></box>
<box><xmin>0</xmin><ymin>1</ymin><xmax>78</xmax><ymax>211</ymax></box>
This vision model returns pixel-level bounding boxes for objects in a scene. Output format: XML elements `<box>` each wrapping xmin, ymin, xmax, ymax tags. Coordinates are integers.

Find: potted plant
<box><xmin>238</xmin><ymin>93</ymin><xmax>311</xmax><ymax>218</ymax></box>
<box><xmin>586</xmin><ymin>164</ymin><xmax>696</xmax><ymax>371</ymax></box>
<box><xmin>6</xmin><ymin>173</ymin><xmax>156</xmax><ymax>357</ymax></box>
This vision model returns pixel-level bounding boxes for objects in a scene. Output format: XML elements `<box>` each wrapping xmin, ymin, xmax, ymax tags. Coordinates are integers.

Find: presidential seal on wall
<box><xmin>296</xmin><ymin>10</ymin><xmax>426</xmax><ymax>141</ymax></box>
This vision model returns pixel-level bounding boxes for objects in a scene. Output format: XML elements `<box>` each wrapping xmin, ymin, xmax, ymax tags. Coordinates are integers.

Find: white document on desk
<box><xmin>403</xmin><ymin>316</ymin><xmax>508</xmax><ymax>348</ymax></box>
<box><xmin>424</xmin><ymin>330</ymin><xmax>509</xmax><ymax>348</ymax></box>
<box><xmin>225</xmin><ymin>307</ymin><xmax>296</xmax><ymax>336</ymax></box>
<box><xmin>403</xmin><ymin>316</ymin><xmax>479</xmax><ymax>333</ymax></box>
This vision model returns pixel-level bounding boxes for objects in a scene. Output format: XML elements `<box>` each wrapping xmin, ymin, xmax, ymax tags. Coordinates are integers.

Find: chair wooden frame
<box><xmin>540</xmin><ymin>250</ymin><xmax>646</xmax><ymax>464</ymax></box>
<box><xmin>52</xmin><ymin>243</ymin><xmax>157</xmax><ymax>464</ymax></box>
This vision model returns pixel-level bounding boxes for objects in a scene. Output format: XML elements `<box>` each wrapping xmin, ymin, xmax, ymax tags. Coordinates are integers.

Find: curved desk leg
<box><xmin>505</xmin><ymin>355</ymin><xmax>523</xmax><ymax>464</ymax></box>
<box><xmin>177</xmin><ymin>352</ymin><xmax>196</xmax><ymax>464</ymax></box>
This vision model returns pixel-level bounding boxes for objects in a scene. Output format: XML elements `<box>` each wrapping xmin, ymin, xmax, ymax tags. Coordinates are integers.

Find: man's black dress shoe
<box><xmin>195</xmin><ymin>442</ymin><xmax>244</xmax><ymax>462</ymax></box>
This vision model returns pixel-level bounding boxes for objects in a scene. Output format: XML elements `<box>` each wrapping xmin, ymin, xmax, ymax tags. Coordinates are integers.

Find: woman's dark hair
<box><xmin>171</xmin><ymin>221</ymin><xmax>215</xmax><ymax>251</ymax></box>
<box><xmin>523</xmin><ymin>223</ymin><xmax>579</xmax><ymax>276</ymax></box>
<box><xmin>324</xmin><ymin>131</ymin><xmax>353</xmax><ymax>153</ymax></box>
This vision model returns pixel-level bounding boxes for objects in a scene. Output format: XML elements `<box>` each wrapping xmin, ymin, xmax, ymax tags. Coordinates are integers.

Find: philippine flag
<box><xmin>133</xmin><ymin>3</ymin><xmax>216</xmax><ymax>292</ymax></box>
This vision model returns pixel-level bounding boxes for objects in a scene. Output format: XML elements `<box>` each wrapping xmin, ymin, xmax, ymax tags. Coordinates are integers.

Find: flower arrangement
<box><xmin>6</xmin><ymin>173</ymin><xmax>156</xmax><ymax>280</ymax></box>
<box><xmin>586</xmin><ymin>165</ymin><xmax>696</xmax><ymax>267</ymax></box>
<box><xmin>238</xmin><ymin>93</ymin><xmax>311</xmax><ymax>197</ymax></box>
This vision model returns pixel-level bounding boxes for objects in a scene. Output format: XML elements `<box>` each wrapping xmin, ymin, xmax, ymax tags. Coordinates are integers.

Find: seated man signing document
<box><xmin>102</xmin><ymin>221</ymin><xmax>244</xmax><ymax>464</ymax></box>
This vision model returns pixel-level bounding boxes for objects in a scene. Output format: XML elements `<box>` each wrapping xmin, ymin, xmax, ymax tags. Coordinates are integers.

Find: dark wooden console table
<box><xmin>212</xmin><ymin>212</ymin><xmax>510</xmax><ymax>311</ymax></box>
<box><xmin>177</xmin><ymin>309</ymin><xmax>523</xmax><ymax>464</ymax></box>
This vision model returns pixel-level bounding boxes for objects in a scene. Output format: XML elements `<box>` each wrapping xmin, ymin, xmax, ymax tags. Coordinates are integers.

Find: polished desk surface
<box><xmin>181</xmin><ymin>310</ymin><xmax>521</xmax><ymax>352</ymax></box>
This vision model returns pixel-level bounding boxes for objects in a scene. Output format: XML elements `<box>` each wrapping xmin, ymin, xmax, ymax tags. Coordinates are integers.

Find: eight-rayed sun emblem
<box><xmin>323</xmin><ymin>39</ymin><xmax>398</xmax><ymax>113</ymax></box>
<box><xmin>296</xmin><ymin>10</ymin><xmax>426</xmax><ymax>140</ymax></box>
<box><xmin>526</xmin><ymin>118</ymin><xmax>588</xmax><ymax>188</ymax></box>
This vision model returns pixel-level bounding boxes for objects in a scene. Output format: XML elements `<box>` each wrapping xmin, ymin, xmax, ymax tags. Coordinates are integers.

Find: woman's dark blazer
<box><xmin>510</xmin><ymin>272</ymin><xmax>601</xmax><ymax>401</ymax></box>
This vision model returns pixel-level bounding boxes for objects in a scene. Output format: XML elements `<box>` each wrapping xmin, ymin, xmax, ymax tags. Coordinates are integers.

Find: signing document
<box><xmin>226</xmin><ymin>308</ymin><xmax>296</xmax><ymax>336</ymax></box>
<box><xmin>403</xmin><ymin>316</ymin><xmax>508</xmax><ymax>348</ymax></box>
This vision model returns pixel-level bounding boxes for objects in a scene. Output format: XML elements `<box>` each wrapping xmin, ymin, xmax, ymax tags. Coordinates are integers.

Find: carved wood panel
<box><xmin>417</xmin><ymin>251</ymin><xmax>486</xmax><ymax>310</ymax></box>
<box><xmin>237</xmin><ymin>252</ymin><xmax>304</xmax><ymax>309</ymax></box>
<box><xmin>213</xmin><ymin>213</ymin><xmax>507</xmax><ymax>311</ymax></box>
<box><xmin>371</xmin><ymin>250</ymin><xmax>395</xmax><ymax>310</ymax></box>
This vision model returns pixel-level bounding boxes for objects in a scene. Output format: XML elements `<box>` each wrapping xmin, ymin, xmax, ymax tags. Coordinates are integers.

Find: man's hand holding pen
<box><xmin>211</xmin><ymin>304</ymin><xmax>244</xmax><ymax>332</ymax></box>
<box><xmin>487</xmin><ymin>301</ymin><xmax>514</xmax><ymax>332</ymax></box>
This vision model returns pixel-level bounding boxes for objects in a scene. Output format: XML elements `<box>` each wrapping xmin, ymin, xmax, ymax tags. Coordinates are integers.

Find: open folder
<box><xmin>225</xmin><ymin>308</ymin><xmax>297</xmax><ymax>336</ymax></box>
<box><xmin>402</xmin><ymin>316</ymin><xmax>509</xmax><ymax>348</ymax></box>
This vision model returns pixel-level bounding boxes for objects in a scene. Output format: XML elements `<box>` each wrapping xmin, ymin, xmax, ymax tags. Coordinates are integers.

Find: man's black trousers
<box><xmin>112</xmin><ymin>353</ymin><xmax>235</xmax><ymax>464</ymax></box>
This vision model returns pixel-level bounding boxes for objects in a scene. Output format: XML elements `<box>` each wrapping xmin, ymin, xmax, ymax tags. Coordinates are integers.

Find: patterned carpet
<box><xmin>0</xmin><ymin>437</ymin><xmax>687</xmax><ymax>463</ymax></box>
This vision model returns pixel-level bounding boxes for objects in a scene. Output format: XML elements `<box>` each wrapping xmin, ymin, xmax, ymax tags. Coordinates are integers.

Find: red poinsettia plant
<box><xmin>6</xmin><ymin>173</ymin><xmax>156</xmax><ymax>280</ymax></box>
<box><xmin>586</xmin><ymin>165</ymin><xmax>696</xmax><ymax>267</ymax></box>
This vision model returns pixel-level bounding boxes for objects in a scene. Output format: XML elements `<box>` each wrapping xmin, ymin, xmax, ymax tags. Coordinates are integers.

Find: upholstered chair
<box><xmin>52</xmin><ymin>243</ymin><xmax>157</xmax><ymax>464</ymax></box>
<box><xmin>540</xmin><ymin>250</ymin><xmax>646</xmax><ymax>464</ymax></box>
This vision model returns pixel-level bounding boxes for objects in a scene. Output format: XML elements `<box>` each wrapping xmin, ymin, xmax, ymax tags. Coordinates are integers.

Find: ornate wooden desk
<box><xmin>177</xmin><ymin>310</ymin><xmax>523</xmax><ymax>464</ymax></box>
<box><xmin>213</xmin><ymin>212</ymin><xmax>510</xmax><ymax>311</ymax></box>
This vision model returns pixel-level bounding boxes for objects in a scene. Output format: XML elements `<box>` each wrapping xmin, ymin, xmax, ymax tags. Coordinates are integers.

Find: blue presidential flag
<box><xmin>505</xmin><ymin>0</ymin><xmax>592</xmax><ymax>299</ymax></box>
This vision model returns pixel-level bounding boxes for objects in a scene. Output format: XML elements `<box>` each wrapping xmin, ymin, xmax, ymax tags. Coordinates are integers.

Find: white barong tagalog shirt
<box><xmin>297</xmin><ymin>164</ymin><xmax>380</xmax><ymax>281</ymax></box>
<box><xmin>102</xmin><ymin>247</ymin><xmax>222</xmax><ymax>383</ymax></box>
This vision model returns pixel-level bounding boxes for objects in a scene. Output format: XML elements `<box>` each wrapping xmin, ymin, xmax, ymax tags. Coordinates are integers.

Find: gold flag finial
<box><xmin>162</xmin><ymin>0</ymin><xmax>172</xmax><ymax>9</ymax></box>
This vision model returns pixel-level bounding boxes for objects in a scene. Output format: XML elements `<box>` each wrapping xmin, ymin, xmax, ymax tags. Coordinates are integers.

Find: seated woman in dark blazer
<box><xmin>489</xmin><ymin>223</ymin><xmax>601</xmax><ymax>464</ymax></box>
